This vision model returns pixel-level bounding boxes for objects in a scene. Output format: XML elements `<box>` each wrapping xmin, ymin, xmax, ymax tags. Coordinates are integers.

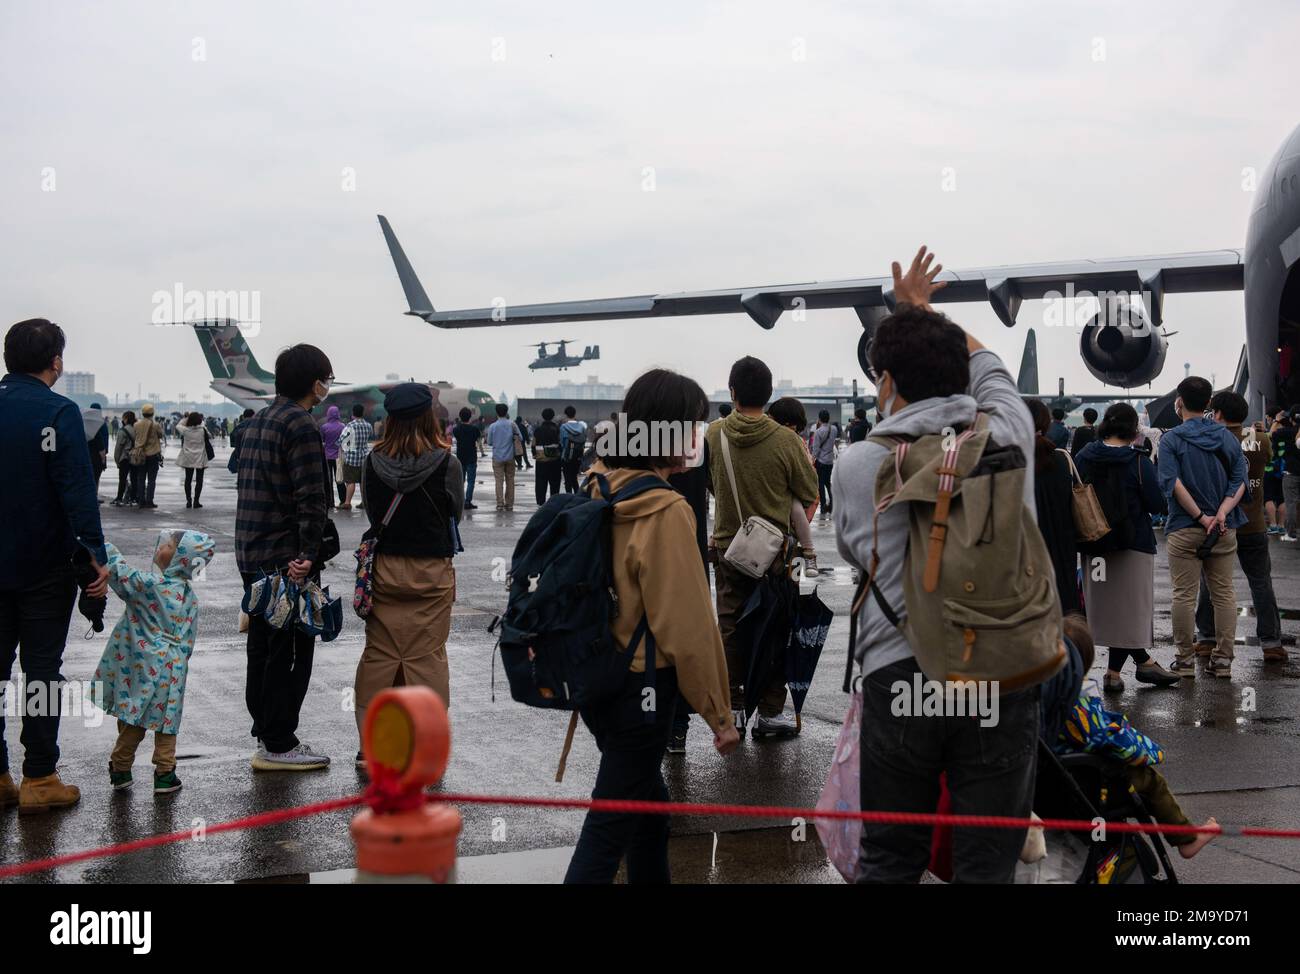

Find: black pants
<box><xmin>242</xmin><ymin>571</ymin><xmax>318</xmax><ymax>754</ymax></box>
<box><xmin>1107</xmin><ymin>647</ymin><xmax>1151</xmax><ymax>671</ymax></box>
<box><xmin>535</xmin><ymin>461</ymin><xmax>562</xmax><ymax>506</ymax></box>
<box><xmin>564</xmin><ymin>667</ymin><xmax>678</xmax><ymax>884</ymax></box>
<box><xmin>816</xmin><ymin>461</ymin><xmax>834</xmax><ymax>513</ymax></box>
<box><xmin>562</xmin><ymin>457</ymin><xmax>583</xmax><ymax>493</ymax></box>
<box><xmin>115</xmin><ymin>462</ymin><xmax>132</xmax><ymax>503</ymax></box>
<box><xmin>0</xmin><ymin>566</ymin><xmax>77</xmax><ymax>777</ymax></box>
<box><xmin>184</xmin><ymin>467</ymin><xmax>205</xmax><ymax>504</ymax></box>
<box><xmin>857</xmin><ymin>658</ymin><xmax>1039</xmax><ymax>884</ymax></box>
<box><xmin>134</xmin><ymin>455</ymin><xmax>160</xmax><ymax>505</ymax></box>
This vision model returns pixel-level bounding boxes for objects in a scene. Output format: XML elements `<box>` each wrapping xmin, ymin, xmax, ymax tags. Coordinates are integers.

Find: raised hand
<box><xmin>891</xmin><ymin>245</ymin><xmax>947</xmax><ymax>309</ymax></box>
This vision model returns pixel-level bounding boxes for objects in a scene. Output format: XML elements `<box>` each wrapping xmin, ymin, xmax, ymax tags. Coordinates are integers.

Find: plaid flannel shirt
<box><xmin>343</xmin><ymin>418</ymin><xmax>373</xmax><ymax>467</ymax></box>
<box><xmin>235</xmin><ymin>397</ymin><xmax>327</xmax><ymax>573</ymax></box>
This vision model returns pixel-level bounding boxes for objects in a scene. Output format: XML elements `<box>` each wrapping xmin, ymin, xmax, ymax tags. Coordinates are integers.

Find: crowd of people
<box><xmin>0</xmin><ymin>245</ymin><xmax>1292</xmax><ymax>882</ymax></box>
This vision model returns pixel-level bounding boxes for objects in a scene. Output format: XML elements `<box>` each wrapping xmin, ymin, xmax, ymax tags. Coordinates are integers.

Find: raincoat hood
<box><xmin>1077</xmin><ymin>441</ymin><xmax>1140</xmax><ymax>466</ymax></box>
<box><xmin>368</xmin><ymin>447</ymin><xmax>447</xmax><ymax>492</ymax></box>
<box><xmin>324</xmin><ymin>405</ymin><xmax>341</xmax><ymax>424</ymax></box>
<box><xmin>588</xmin><ymin>462</ymin><xmax>681</xmax><ymax>519</ymax></box>
<box><xmin>155</xmin><ymin>529</ymin><xmax>215</xmax><ymax>580</ymax></box>
<box><xmin>872</xmin><ymin>393</ymin><xmax>978</xmax><ymax>440</ymax></box>
<box><xmin>721</xmin><ymin>409</ymin><xmax>782</xmax><ymax>448</ymax></box>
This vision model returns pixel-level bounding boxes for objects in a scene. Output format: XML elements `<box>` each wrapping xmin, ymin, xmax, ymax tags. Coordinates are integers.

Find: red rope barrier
<box><xmin>3</xmin><ymin>788</ymin><xmax>1298</xmax><ymax>880</ymax></box>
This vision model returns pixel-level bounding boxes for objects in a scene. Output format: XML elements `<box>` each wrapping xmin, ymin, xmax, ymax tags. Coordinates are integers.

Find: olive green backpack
<box><xmin>852</xmin><ymin>414</ymin><xmax>1065</xmax><ymax>692</ymax></box>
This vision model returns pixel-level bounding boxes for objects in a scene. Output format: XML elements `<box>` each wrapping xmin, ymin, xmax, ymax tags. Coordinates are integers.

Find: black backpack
<box><xmin>1079</xmin><ymin>456</ymin><xmax>1136</xmax><ymax>555</ymax></box>
<box><xmin>493</xmin><ymin>472</ymin><xmax>671</xmax><ymax>712</ymax></box>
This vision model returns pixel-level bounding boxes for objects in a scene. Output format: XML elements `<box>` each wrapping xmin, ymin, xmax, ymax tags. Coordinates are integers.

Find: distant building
<box><xmin>534</xmin><ymin>375</ymin><xmax>626</xmax><ymax>400</ymax></box>
<box><xmin>711</xmin><ymin>376</ymin><xmax>858</xmax><ymax>403</ymax></box>
<box><xmin>54</xmin><ymin>370</ymin><xmax>97</xmax><ymax>398</ymax></box>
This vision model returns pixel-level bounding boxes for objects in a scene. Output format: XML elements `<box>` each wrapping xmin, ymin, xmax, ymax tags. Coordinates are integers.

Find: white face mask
<box><xmin>878</xmin><ymin>374</ymin><xmax>898</xmax><ymax>419</ymax></box>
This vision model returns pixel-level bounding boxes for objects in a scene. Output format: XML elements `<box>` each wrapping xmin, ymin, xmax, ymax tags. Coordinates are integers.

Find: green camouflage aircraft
<box><xmin>188</xmin><ymin>319</ymin><xmax>495</xmax><ymax>422</ymax></box>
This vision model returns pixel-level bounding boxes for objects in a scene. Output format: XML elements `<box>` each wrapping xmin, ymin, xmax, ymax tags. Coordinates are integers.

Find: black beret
<box><xmin>384</xmin><ymin>382</ymin><xmax>433</xmax><ymax>420</ymax></box>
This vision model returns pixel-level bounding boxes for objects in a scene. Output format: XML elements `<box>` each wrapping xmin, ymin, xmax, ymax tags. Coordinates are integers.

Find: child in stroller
<box><xmin>1034</xmin><ymin>616</ymin><xmax>1217</xmax><ymax>883</ymax></box>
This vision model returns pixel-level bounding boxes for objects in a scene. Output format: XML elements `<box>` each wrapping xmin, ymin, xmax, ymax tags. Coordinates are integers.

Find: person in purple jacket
<box><xmin>319</xmin><ymin>404</ymin><xmax>346</xmax><ymax>509</ymax></box>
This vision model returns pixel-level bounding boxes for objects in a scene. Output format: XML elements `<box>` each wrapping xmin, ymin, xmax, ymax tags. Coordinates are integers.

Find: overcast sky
<box><xmin>3</xmin><ymin>0</ymin><xmax>1298</xmax><ymax>405</ymax></box>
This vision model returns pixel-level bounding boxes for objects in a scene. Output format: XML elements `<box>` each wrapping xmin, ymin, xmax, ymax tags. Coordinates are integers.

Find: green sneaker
<box><xmin>109</xmin><ymin>766</ymin><xmax>133</xmax><ymax>790</ymax></box>
<box><xmin>153</xmin><ymin>771</ymin><xmax>182</xmax><ymax>795</ymax></box>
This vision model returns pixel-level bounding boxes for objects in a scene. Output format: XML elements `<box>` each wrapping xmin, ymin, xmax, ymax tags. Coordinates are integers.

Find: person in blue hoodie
<box><xmin>1155</xmin><ymin>376</ymin><xmax>1247</xmax><ymax>679</ymax></box>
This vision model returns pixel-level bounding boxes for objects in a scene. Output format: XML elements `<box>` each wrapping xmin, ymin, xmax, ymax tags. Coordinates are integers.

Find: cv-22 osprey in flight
<box><xmin>378</xmin><ymin>121</ymin><xmax>1300</xmax><ymax>420</ymax></box>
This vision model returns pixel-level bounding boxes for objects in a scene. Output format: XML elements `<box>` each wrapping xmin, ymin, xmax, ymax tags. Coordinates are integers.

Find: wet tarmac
<box><xmin>3</xmin><ymin>444</ymin><xmax>1299</xmax><ymax>883</ymax></box>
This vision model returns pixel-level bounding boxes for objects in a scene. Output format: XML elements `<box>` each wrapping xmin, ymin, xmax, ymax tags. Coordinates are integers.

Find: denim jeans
<box><xmin>564</xmin><ymin>667</ymin><xmax>679</xmax><ymax>884</ymax></box>
<box><xmin>1196</xmin><ymin>530</ymin><xmax>1279</xmax><ymax>649</ymax></box>
<box><xmin>462</xmin><ymin>460</ymin><xmax>477</xmax><ymax>505</ymax></box>
<box><xmin>856</xmin><ymin>658</ymin><xmax>1039</xmax><ymax>883</ymax></box>
<box><xmin>0</xmin><ymin>566</ymin><xmax>77</xmax><ymax>777</ymax></box>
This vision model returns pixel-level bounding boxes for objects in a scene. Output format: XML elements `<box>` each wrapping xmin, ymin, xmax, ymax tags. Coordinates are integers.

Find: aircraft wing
<box><xmin>379</xmin><ymin>216</ymin><xmax>1243</xmax><ymax>331</ymax></box>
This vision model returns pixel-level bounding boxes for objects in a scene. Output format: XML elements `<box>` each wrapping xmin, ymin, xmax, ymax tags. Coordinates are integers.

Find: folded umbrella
<box><xmin>735</xmin><ymin>571</ymin><xmax>798</xmax><ymax>719</ymax></box>
<box><xmin>786</xmin><ymin>585</ymin><xmax>833</xmax><ymax>724</ymax></box>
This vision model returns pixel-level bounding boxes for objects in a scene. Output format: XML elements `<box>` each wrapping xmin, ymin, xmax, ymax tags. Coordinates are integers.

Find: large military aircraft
<box><xmin>1015</xmin><ymin>327</ymin><xmax>1154</xmax><ymax>413</ymax></box>
<box><xmin>377</xmin><ymin>121</ymin><xmax>1300</xmax><ymax>420</ymax></box>
<box><xmin>187</xmin><ymin>319</ymin><xmax>496</xmax><ymax>422</ymax></box>
<box><xmin>527</xmin><ymin>339</ymin><xmax>600</xmax><ymax>371</ymax></box>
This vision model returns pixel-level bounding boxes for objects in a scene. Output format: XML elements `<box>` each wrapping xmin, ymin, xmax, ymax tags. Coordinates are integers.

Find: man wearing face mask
<box><xmin>833</xmin><ymin>248</ymin><xmax>1039</xmax><ymax>883</ymax></box>
<box><xmin>235</xmin><ymin>344</ymin><xmax>333</xmax><ymax>771</ymax></box>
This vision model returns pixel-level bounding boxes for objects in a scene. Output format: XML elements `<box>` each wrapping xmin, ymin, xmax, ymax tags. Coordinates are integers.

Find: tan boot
<box><xmin>0</xmin><ymin>771</ymin><xmax>17</xmax><ymax>810</ymax></box>
<box><xmin>19</xmin><ymin>772</ymin><xmax>81</xmax><ymax>815</ymax></box>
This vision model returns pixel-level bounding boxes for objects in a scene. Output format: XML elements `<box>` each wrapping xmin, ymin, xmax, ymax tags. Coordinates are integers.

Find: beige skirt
<box><xmin>355</xmin><ymin>553</ymin><xmax>454</xmax><ymax>733</ymax></box>
<box><xmin>1081</xmin><ymin>547</ymin><xmax>1155</xmax><ymax>649</ymax></box>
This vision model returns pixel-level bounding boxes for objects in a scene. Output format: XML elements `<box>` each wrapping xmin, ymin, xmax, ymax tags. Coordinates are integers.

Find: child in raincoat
<box><xmin>91</xmin><ymin>529</ymin><xmax>215</xmax><ymax>794</ymax></box>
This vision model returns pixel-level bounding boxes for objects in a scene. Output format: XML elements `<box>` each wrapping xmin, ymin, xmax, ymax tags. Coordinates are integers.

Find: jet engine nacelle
<box><xmin>1078</xmin><ymin>295</ymin><xmax>1167</xmax><ymax>388</ymax></box>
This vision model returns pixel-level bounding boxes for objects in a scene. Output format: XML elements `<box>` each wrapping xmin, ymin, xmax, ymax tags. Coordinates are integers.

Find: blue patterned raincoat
<box><xmin>90</xmin><ymin>530</ymin><xmax>215</xmax><ymax>734</ymax></box>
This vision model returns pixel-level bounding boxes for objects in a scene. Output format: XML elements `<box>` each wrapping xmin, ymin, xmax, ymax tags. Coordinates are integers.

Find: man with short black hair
<box><xmin>1157</xmin><ymin>376</ymin><xmax>1247</xmax><ymax>678</ymax></box>
<box><xmin>1193</xmin><ymin>392</ymin><xmax>1285</xmax><ymax>663</ymax></box>
<box><xmin>706</xmin><ymin>355</ymin><xmax>818</xmax><ymax>737</ymax></box>
<box><xmin>834</xmin><ymin>249</ymin><xmax>1040</xmax><ymax>883</ymax></box>
<box><xmin>451</xmin><ymin>406</ymin><xmax>483</xmax><ymax>510</ymax></box>
<box><xmin>487</xmin><ymin>402</ymin><xmax>517</xmax><ymax>510</ymax></box>
<box><xmin>1</xmin><ymin>318</ymin><xmax>109</xmax><ymax>812</ymax></box>
<box><xmin>532</xmin><ymin>407</ymin><xmax>563</xmax><ymax>505</ymax></box>
<box><xmin>559</xmin><ymin>405</ymin><xmax>587</xmax><ymax>492</ymax></box>
<box><xmin>236</xmin><ymin>343</ymin><xmax>334</xmax><ymax>770</ymax></box>
<box><xmin>848</xmin><ymin>407</ymin><xmax>871</xmax><ymax>443</ymax></box>
<box><xmin>811</xmin><ymin>408</ymin><xmax>837</xmax><ymax>516</ymax></box>
<box><xmin>1047</xmin><ymin>407</ymin><xmax>1070</xmax><ymax>449</ymax></box>
<box><xmin>1070</xmin><ymin>406</ymin><xmax>1098</xmax><ymax>457</ymax></box>
<box><xmin>339</xmin><ymin>402</ymin><xmax>373</xmax><ymax>510</ymax></box>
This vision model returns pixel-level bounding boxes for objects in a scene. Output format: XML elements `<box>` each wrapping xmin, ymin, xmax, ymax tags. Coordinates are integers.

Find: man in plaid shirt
<box><xmin>235</xmin><ymin>343</ymin><xmax>333</xmax><ymax>771</ymax></box>
<box><xmin>338</xmin><ymin>403</ymin><xmax>374</xmax><ymax>510</ymax></box>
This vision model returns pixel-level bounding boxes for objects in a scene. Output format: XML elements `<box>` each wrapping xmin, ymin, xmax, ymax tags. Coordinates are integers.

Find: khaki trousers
<box><xmin>111</xmin><ymin>720</ymin><xmax>178</xmax><ymax>773</ymax></box>
<box><xmin>355</xmin><ymin>554</ymin><xmax>454</xmax><ymax>734</ymax></box>
<box><xmin>493</xmin><ymin>459</ymin><xmax>516</xmax><ymax>509</ymax></box>
<box><xmin>1167</xmin><ymin>527</ymin><xmax>1237</xmax><ymax>664</ymax></box>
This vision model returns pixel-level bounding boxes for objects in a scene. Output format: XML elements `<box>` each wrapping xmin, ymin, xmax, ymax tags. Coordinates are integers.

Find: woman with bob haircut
<box><xmin>565</xmin><ymin>368</ymin><xmax>738</xmax><ymax>884</ymax></box>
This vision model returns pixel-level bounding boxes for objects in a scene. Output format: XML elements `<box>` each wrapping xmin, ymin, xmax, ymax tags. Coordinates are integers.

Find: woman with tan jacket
<box><xmin>564</xmin><ymin>369</ymin><xmax>739</xmax><ymax>885</ymax></box>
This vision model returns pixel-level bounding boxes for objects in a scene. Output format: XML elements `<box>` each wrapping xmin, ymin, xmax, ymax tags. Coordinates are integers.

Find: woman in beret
<box><xmin>353</xmin><ymin>383</ymin><xmax>463</xmax><ymax>768</ymax></box>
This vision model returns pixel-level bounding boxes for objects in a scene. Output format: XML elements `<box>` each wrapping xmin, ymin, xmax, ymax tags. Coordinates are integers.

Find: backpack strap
<box><xmin>923</xmin><ymin>423</ymin><xmax>981</xmax><ymax>593</ymax></box>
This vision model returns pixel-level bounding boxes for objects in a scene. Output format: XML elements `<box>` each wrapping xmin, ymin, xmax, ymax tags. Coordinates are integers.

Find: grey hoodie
<box><xmin>364</xmin><ymin>446</ymin><xmax>464</xmax><ymax>521</ymax></box>
<box><xmin>832</xmin><ymin>349</ymin><xmax>1036</xmax><ymax>676</ymax></box>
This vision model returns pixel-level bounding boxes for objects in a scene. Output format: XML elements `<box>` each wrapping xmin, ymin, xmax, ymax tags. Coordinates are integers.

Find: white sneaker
<box><xmin>753</xmin><ymin>712</ymin><xmax>799</xmax><ymax>738</ymax></box>
<box><xmin>731</xmin><ymin>709</ymin><xmax>748</xmax><ymax>736</ymax></box>
<box><xmin>1283</xmin><ymin>535</ymin><xmax>1298</xmax><ymax>543</ymax></box>
<box><xmin>252</xmin><ymin>742</ymin><xmax>331</xmax><ymax>771</ymax></box>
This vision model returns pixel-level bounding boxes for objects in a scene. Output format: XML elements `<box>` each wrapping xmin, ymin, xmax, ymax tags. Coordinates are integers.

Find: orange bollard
<box><xmin>350</xmin><ymin>686</ymin><xmax>462</xmax><ymax>883</ymax></box>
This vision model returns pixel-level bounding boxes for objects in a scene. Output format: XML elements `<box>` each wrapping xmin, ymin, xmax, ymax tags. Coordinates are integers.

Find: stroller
<box><xmin>1031</xmin><ymin>739</ymin><xmax>1179</xmax><ymax>884</ymax></box>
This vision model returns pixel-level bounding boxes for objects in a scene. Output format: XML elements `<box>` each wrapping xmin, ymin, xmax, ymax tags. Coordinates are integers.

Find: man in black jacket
<box><xmin>532</xmin><ymin>408</ymin><xmax>562</xmax><ymax>505</ymax></box>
